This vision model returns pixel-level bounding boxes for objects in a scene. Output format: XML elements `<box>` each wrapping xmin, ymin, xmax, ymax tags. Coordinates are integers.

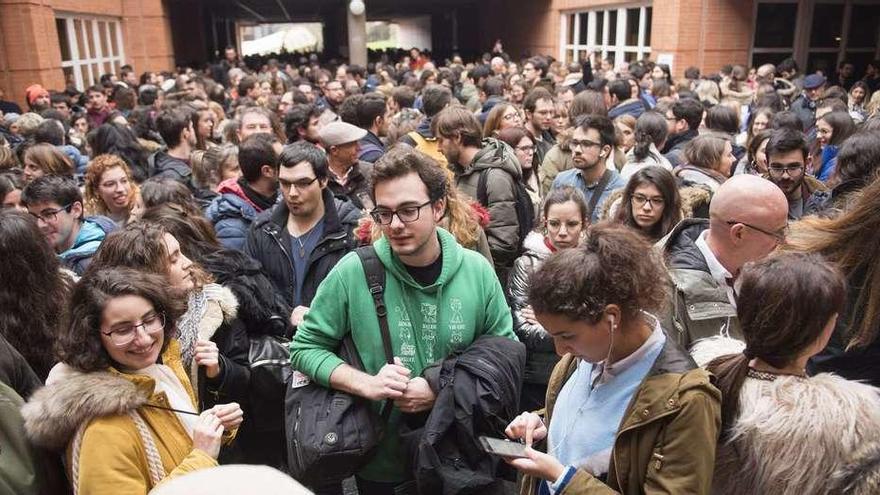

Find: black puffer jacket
<box><xmin>401</xmin><ymin>336</ymin><xmax>526</xmax><ymax>495</ymax></box>
<box><xmin>245</xmin><ymin>189</ymin><xmax>362</xmax><ymax>309</ymax></box>
<box><xmin>200</xmin><ymin>248</ymin><xmax>293</xmax><ymax>338</ymax></box>
<box><xmin>199</xmin><ymin>250</ymin><xmax>293</xmax><ymax>468</ymax></box>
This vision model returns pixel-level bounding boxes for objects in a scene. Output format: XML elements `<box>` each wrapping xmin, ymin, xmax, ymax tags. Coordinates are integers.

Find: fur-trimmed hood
<box><xmin>713</xmin><ymin>371</ymin><xmax>880</xmax><ymax>495</ymax></box>
<box><xmin>22</xmin><ymin>365</ymin><xmax>151</xmax><ymax>451</ymax></box>
<box><xmin>22</xmin><ymin>339</ymin><xmax>189</xmax><ymax>452</ymax></box>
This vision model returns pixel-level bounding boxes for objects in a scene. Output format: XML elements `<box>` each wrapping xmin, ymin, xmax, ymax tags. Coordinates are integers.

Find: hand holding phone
<box><xmin>479</xmin><ymin>436</ymin><xmax>528</xmax><ymax>459</ymax></box>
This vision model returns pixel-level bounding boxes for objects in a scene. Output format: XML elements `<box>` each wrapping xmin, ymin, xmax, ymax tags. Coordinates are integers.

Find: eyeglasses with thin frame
<box><xmin>371</xmin><ymin>200</ymin><xmax>433</xmax><ymax>225</ymax></box>
<box><xmin>569</xmin><ymin>139</ymin><xmax>601</xmax><ymax>150</ymax></box>
<box><xmin>101</xmin><ymin>312</ymin><xmax>166</xmax><ymax>348</ymax></box>
<box><xmin>280</xmin><ymin>176</ymin><xmax>320</xmax><ymax>192</ymax></box>
<box><xmin>726</xmin><ymin>220</ymin><xmax>788</xmax><ymax>243</ymax></box>
<box><xmin>631</xmin><ymin>194</ymin><xmax>665</xmax><ymax>208</ymax></box>
<box><xmin>502</xmin><ymin>112</ymin><xmax>521</xmax><ymax>122</ymax></box>
<box><xmin>29</xmin><ymin>203</ymin><xmax>73</xmax><ymax>223</ymax></box>
<box><xmin>767</xmin><ymin>163</ymin><xmax>804</xmax><ymax>177</ymax></box>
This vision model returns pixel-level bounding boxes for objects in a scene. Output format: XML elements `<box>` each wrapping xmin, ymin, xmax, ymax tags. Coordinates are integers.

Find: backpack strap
<box><xmin>355</xmin><ymin>246</ymin><xmax>394</xmax><ymax>421</ymax></box>
<box><xmin>587</xmin><ymin>169</ymin><xmax>614</xmax><ymax>220</ymax></box>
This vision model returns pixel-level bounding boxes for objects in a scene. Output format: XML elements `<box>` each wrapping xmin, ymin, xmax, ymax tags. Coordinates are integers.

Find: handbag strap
<box><xmin>587</xmin><ymin>169</ymin><xmax>614</xmax><ymax>219</ymax></box>
<box><xmin>355</xmin><ymin>246</ymin><xmax>394</xmax><ymax>421</ymax></box>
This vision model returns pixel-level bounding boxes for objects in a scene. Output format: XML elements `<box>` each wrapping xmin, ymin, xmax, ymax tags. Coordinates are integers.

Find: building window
<box><xmin>751</xmin><ymin>0</ymin><xmax>880</xmax><ymax>78</ymax></box>
<box><xmin>55</xmin><ymin>14</ymin><xmax>125</xmax><ymax>91</ymax></box>
<box><xmin>560</xmin><ymin>4</ymin><xmax>652</xmax><ymax>67</ymax></box>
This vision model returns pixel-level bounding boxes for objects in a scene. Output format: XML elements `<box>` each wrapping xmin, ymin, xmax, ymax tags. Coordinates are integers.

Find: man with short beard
<box><xmin>551</xmin><ymin>114</ymin><xmax>625</xmax><ymax>223</ymax></box>
<box><xmin>523</xmin><ymin>87</ymin><xmax>556</xmax><ymax>168</ymax></box>
<box><xmin>84</xmin><ymin>85</ymin><xmax>111</xmax><ymax>129</ymax></box>
<box><xmin>764</xmin><ymin>128</ymin><xmax>829</xmax><ymax>219</ymax></box>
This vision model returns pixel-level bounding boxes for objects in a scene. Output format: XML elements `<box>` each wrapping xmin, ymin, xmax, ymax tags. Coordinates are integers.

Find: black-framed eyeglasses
<box><xmin>767</xmin><ymin>164</ymin><xmax>804</xmax><ymax>177</ymax></box>
<box><xmin>370</xmin><ymin>200</ymin><xmax>433</xmax><ymax>225</ymax></box>
<box><xmin>29</xmin><ymin>203</ymin><xmax>73</xmax><ymax>223</ymax></box>
<box><xmin>280</xmin><ymin>176</ymin><xmax>320</xmax><ymax>192</ymax></box>
<box><xmin>569</xmin><ymin>139</ymin><xmax>601</xmax><ymax>150</ymax></box>
<box><xmin>726</xmin><ymin>220</ymin><xmax>788</xmax><ymax>242</ymax></box>
<box><xmin>101</xmin><ymin>312</ymin><xmax>166</xmax><ymax>348</ymax></box>
<box><xmin>631</xmin><ymin>194</ymin><xmax>665</xmax><ymax>208</ymax></box>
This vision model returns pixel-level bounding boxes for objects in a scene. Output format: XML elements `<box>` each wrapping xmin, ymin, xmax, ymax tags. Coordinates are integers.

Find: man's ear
<box><xmin>260</xmin><ymin>164</ymin><xmax>276</xmax><ymax>179</ymax></box>
<box><xmin>71</xmin><ymin>201</ymin><xmax>84</xmax><ymax>221</ymax></box>
<box><xmin>600</xmin><ymin>144</ymin><xmax>612</xmax><ymax>157</ymax></box>
<box><xmin>432</xmin><ymin>197</ymin><xmax>447</xmax><ymax>221</ymax></box>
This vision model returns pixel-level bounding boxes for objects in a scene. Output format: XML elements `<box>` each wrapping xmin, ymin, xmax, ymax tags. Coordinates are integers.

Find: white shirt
<box><xmin>694</xmin><ymin>230</ymin><xmax>737</xmax><ymax>308</ymax></box>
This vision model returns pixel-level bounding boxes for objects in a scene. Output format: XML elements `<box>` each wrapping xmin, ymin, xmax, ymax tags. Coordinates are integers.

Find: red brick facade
<box><xmin>482</xmin><ymin>0</ymin><xmax>753</xmax><ymax>77</ymax></box>
<box><xmin>0</xmin><ymin>0</ymin><xmax>175</xmax><ymax>107</ymax></box>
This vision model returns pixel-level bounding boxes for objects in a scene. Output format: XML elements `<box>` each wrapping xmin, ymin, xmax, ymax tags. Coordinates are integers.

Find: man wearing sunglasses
<box><xmin>21</xmin><ymin>175</ymin><xmax>116</xmax><ymax>275</ymax></box>
<box><xmin>764</xmin><ymin>128</ymin><xmax>829</xmax><ymax>219</ymax></box>
<box><xmin>660</xmin><ymin>175</ymin><xmax>788</xmax><ymax>350</ymax></box>
<box><xmin>291</xmin><ymin>147</ymin><xmax>516</xmax><ymax>493</ymax></box>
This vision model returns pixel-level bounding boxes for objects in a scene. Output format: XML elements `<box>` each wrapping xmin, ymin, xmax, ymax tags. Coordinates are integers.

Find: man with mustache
<box><xmin>764</xmin><ymin>128</ymin><xmax>829</xmax><ymax>220</ymax></box>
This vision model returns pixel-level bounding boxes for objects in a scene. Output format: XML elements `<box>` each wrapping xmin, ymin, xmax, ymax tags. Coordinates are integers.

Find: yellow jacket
<box><xmin>23</xmin><ymin>340</ymin><xmax>234</xmax><ymax>494</ymax></box>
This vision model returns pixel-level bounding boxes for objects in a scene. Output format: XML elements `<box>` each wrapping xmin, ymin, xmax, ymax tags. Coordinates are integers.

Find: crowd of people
<box><xmin>1</xmin><ymin>42</ymin><xmax>880</xmax><ymax>494</ymax></box>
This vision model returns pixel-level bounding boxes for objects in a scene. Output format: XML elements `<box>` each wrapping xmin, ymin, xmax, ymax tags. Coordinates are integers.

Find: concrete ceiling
<box><xmin>180</xmin><ymin>0</ymin><xmax>482</xmax><ymax>23</ymax></box>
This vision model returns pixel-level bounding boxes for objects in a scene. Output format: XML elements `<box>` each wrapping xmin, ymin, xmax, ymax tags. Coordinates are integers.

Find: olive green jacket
<box><xmin>521</xmin><ymin>339</ymin><xmax>721</xmax><ymax>494</ymax></box>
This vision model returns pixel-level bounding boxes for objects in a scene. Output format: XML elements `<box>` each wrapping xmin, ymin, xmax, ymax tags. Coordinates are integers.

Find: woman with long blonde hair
<box><xmin>83</xmin><ymin>154</ymin><xmax>142</xmax><ymax>225</ymax></box>
<box><xmin>784</xmin><ymin>177</ymin><xmax>880</xmax><ymax>386</ymax></box>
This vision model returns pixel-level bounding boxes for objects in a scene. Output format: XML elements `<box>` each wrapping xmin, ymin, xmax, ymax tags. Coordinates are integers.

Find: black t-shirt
<box><xmin>403</xmin><ymin>253</ymin><xmax>443</xmax><ymax>287</ymax></box>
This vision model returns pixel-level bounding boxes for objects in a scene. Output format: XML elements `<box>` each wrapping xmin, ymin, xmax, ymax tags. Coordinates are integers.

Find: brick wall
<box><xmin>0</xmin><ymin>0</ymin><xmax>174</xmax><ymax>108</ymax></box>
<box><xmin>487</xmin><ymin>0</ymin><xmax>753</xmax><ymax>76</ymax></box>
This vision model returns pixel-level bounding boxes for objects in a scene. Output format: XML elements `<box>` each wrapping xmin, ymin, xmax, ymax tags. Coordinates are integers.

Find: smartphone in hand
<box><xmin>478</xmin><ymin>436</ymin><xmax>528</xmax><ymax>459</ymax></box>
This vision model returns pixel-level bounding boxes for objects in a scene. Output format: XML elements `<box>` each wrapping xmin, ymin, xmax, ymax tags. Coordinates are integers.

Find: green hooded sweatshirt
<box><xmin>290</xmin><ymin>227</ymin><xmax>516</xmax><ymax>482</ymax></box>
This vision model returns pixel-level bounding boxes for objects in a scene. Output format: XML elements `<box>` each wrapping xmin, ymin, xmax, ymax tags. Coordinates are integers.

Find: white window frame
<box><xmin>56</xmin><ymin>13</ymin><xmax>125</xmax><ymax>91</ymax></box>
<box><xmin>560</xmin><ymin>3</ymin><xmax>652</xmax><ymax>67</ymax></box>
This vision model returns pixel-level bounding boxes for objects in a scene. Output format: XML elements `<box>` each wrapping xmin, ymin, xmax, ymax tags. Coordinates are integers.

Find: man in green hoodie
<box><xmin>290</xmin><ymin>146</ymin><xmax>516</xmax><ymax>493</ymax></box>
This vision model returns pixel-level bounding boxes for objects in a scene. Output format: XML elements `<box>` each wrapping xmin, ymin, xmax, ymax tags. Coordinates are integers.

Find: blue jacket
<box><xmin>552</xmin><ymin>167</ymin><xmax>626</xmax><ymax>223</ymax></box>
<box><xmin>205</xmin><ymin>192</ymin><xmax>260</xmax><ymax>251</ymax></box>
<box><xmin>60</xmin><ymin>216</ymin><xmax>116</xmax><ymax>275</ymax></box>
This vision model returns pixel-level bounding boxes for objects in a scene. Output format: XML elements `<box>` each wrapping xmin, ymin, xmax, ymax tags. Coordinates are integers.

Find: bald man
<box><xmin>659</xmin><ymin>175</ymin><xmax>789</xmax><ymax>349</ymax></box>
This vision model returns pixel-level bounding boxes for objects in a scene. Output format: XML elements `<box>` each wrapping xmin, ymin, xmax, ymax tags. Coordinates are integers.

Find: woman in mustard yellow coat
<box><xmin>23</xmin><ymin>268</ymin><xmax>242</xmax><ymax>494</ymax></box>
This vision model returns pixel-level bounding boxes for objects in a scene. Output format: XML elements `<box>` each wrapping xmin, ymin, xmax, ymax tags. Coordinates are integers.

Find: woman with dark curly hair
<box><xmin>89</xmin><ymin>223</ymin><xmax>250</xmax><ymax>415</ymax></box>
<box><xmin>23</xmin><ymin>268</ymin><xmax>243</xmax><ymax>493</ymax></box>
<box><xmin>504</xmin><ymin>223</ymin><xmax>720</xmax><ymax>494</ymax></box>
<box><xmin>0</xmin><ymin>209</ymin><xmax>73</xmax><ymax>380</ymax></box>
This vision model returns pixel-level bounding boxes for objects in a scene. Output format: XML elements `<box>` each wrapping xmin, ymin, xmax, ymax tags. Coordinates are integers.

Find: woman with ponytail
<box><xmin>703</xmin><ymin>252</ymin><xmax>880</xmax><ymax>495</ymax></box>
<box><xmin>620</xmin><ymin>111</ymin><xmax>672</xmax><ymax>181</ymax></box>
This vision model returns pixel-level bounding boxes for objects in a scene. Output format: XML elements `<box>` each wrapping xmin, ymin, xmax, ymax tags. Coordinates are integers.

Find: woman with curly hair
<box><xmin>23</xmin><ymin>268</ymin><xmax>242</xmax><ymax>493</ymax></box>
<box><xmin>89</xmin><ymin>223</ymin><xmax>250</xmax><ymax>414</ymax></box>
<box><xmin>0</xmin><ymin>209</ymin><xmax>73</xmax><ymax>380</ymax></box>
<box><xmin>505</xmin><ymin>223</ymin><xmax>720</xmax><ymax>494</ymax></box>
<box><xmin>83</xmin><ymin>154</ymin><xmax>142</xmax><ymax>226</ymax></box>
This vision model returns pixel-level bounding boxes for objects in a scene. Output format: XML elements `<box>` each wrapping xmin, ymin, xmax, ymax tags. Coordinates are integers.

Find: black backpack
<box><xmin>476</xmin><ymin>166</ymin><xmax>535</xmax><ymax>256</ymax></box>
<box><xmin>285</xmin><ymin>246</ymin><xmax>394</xmax><ymax>486</ymax></box>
